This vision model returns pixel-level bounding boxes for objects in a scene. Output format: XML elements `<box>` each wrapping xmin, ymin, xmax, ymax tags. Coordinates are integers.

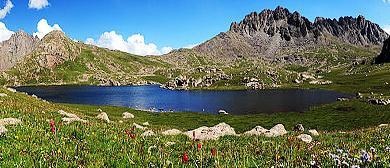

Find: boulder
<box><xmin>97</xmin><ymin>112</ymin><xmax>110</xmax><ymax>123</ymax></box>
<box><xmin>337</xmin><ymin>97</ymin><xmax>349</xmax><ymax>101</ymax></box>
<box><xmin>162</xmin><ymin>129</ymin><xmax>182</xmax><ymax>135</ymax></box>
<box><xmin>245</xmin><ymin>124</ymin><xmax>288</xmax><ymax>137</ymax></box>
<box><xmin>218</xmin><ymin>110</ymin><xmax>228</xmax><ymax>115</ymax></box>
<box><xmin>293</xmin><ymin>124</ymin><xmax>305</xmax><ymax>132</ymax></box>
<box><xmin>118</xmin><ymin>120</ymin><xmax>123</xmax><ymax>123</ymax></box>
<box><xmin>244</xmin><ymin>126</ymin><xmax>268</xmax><ymax>135</ymax></box>
<box><xmin>378</xmin><ymin>124</ymin><xmax>389</xmax><ymax>128</ymax></box>
<box><xmin>308</xmin><ymin>129</ymin><xmax>319</xmax><ymax>136</ymax></box>
<box><xmin>184</xmin><ymin>123</ymin><xmax>236</xmax><ymax>141</ymax></box>
<box><xmin>141</xmin><ymin>130</ymin><xmax>155</xmax><ymax>137</ymax></box>
<box><xmin>0</xmin><ymin>125</ymin><xmax>7</xmax><ymax>136</ymax></box>
<box><xmin>7</xmin><ymin>88</ymin><xmax>16</xmax><ymax>93</ymax></box>
<box><xmin>62</xmin><ymin>118</ymin><xmax>88</xmax><ymax>125</ymax></box>
<box><xmin>142</xmin><ymin>122</ymin><xmax>149</xmax><ymax>126</ymax></box>
<box><xmin>266</xmin><ymin>124</ymin><xmax>288</xmax><ymax>137</ymax></box>
<box><xmin>132</xmin><ymin>123</ymin><xmax>147</xmax><ymax>130</ymax></box>
<box><xmin>58</xmin><ymin>110</ymin><xmax>79</xmax><ymax>118</ymax></box>
<box><xmin>0</xmin><ymin>118</ymin><xmax>22</xmax><ymax>125</ymax></box>
<box><xmin>122</xmin><ymin>112</ymin><xmax>134</xmax><ymax>118</ymax></box>
<box><xmin>297</xmin><ymin>134</ymin><xmax>312</xmax><ymax>143</ymax></box>
<box><xmin>0</xmin><ymin>93</ymin><xmax>8</xmax><ymax>97</ymax></box>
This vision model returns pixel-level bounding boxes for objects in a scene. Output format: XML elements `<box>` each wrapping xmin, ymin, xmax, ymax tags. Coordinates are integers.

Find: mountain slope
<box><xmin>0</xmin><ymin>31</ymin><xmax>171</xmax><ymax>86</ymax></box>
<box><xmin>160</xmin><ymin>6</ymin><xmax>387</xmax><ymax>68</ymax></box>
<box><xmin>0</xmin><ymin>30</ymin><xmax>40</xmax><ymax>71</ymax></box>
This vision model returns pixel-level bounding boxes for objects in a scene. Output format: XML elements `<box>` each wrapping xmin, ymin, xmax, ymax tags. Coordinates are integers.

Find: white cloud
<box><xmin>0</xmin><ymin>21</ymin><xmax>14</xmax><ymax>42</ymax></box>
<box><xmin>161</xmin><ymin>46</ymin><xmax>173</xmax><ymax>54</ymax></box>
<box><xmin>85</xmin><ymin>31</ymin><xmax>172</xmax><ymax>56</ymax></box>
<box><xmin>0</xmin><ymin>0</ymin><xmax>13</xmax><ymax>19</ymax></box>
<box><xmin>33</xmin><ymin>19</ymin><xmax>62</xmax><ymax>39</ymax></box>
<box><xmin>183</xmin><ymin>43</ymin><xmax>199</xmax><ymax>49</ymax></box>
<box><xmin>383</xmin><ymin>0</ymin><xmax>390</xmax><ymax>4</ymax></box>
<box><xmin>383</xmin><ymin>25</ymin><xmax>390</xmax><ymax>34</ymax></box>
<box><xmin>28</xmin><ymin>0</ymin><xmax>49</xmax><ymax>10</ymax></box>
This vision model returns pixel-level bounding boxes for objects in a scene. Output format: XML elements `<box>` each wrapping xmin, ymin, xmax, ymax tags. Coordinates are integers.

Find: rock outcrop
<box><xmin>122</xmin><ymin>112</ymin><xmax>134</xmax><ymax>118</ymax></box>
<box><xmin>184</xmin><ymin>123</ymin><xmax>236</xmax><ymax>141</ymax></box>
<box><xmin>162</xmin><ymin>129</ymin><xmax>182</xmax><ymax>135</ymax></box>
<box><xmin>297</xmin><ymin>134</ymin><xmax>312</xmax><ymax>143</ymax></box>
<box><xmin>0</xmin><ymin>30</ymin><xmax>40</xmax><ymax>71</ymax></box>
<box><xmin>375</xmin><ymin>37</ymin><xmax>390</xmax><ymax>64</ymax></box>
<box><xmin>97</xmin><ymin>112</ymin><xmax>110</xmax><ymax>123</ymax></box>
<box><xmin>244</xmin><ymin>124</ymin><xmax>288</xmax><ymax>137</ymax></box>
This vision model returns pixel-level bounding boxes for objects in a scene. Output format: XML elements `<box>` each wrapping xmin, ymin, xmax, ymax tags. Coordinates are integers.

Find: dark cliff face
<box><xmin>0</xmin><ymin>30</ymin><xmax>40</xmax><ymax>71</ymax></box>
<box><xmin>230</xmin><ymin>6</ymin><xmax>388</xmax><ymax>46</ymax></box>
<box><xmin>375</xmin><ymin>37</ymin><xmax>390</xmax><ymax>64</ymax></box>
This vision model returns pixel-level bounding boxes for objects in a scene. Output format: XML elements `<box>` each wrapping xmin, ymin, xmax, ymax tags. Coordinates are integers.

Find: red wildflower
<box><xmin>125</xmin><ymin>130</ymin><xmax>131</xmax><ymax>135</ymax></box>
<box><xmin>182</xmin><ymin>153</ymin><xmax>188</xmax><ymax>163</ymax></box>
<box><xmin>287</xmin><ymin>138</ymin><xmax>291</xmax><ymax>143</ymax></box>
<box><xmin>51</xmin><ymin>127</ymin><xmax>55</xmax><ymax>133</ymax></box>
<box><xmin>197</xmin><ymin>143</ymin><xmax>201</xmax><ymax>150</ymax></box>
<box><xmin>298</xmin><ymin>144</ymin><xmax>301</xmax><ymax>150</ymax></box>
<box><xmin>49</xmin><ymin>120</ymin><xmax>55</xmax><ymax>127</ymax></box>
<box><xmin>130</xmin><ymin>134</ymin><xmax>135</xmax><ymax>139</ymax></box>
<box><xmin>211</xmin><ymin>148</ymin><xmax>216</xmax><ymax>156</ymax></box>
<box><xmin>193</xmin><ymin>131</ymin><xmax>196</xmax><ymax>140</ymax></box>
<box><xmin>88</xmin><ymin>122</ymin><xmax>91</xmax><ymax>126</ymax></box>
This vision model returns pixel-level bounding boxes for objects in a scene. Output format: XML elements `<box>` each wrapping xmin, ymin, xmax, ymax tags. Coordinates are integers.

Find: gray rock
<box><xmin>58</xmin><ymin>110</ymin><xmax>79</xmax><ymax>118</ymax></box>
<box><xmin>297</xmin><ymin>134</ymin><xmax>312</xmax><ymax>143</ymax></box>
<box><xmin>308</xmin><ymin>129</ymin><xmax>319</xmax><ymax>136</ymax></box>
<box><xmin>0</xmin><ymin>125</ymin><xmax>8</xmax><ymax>136</ymax></box>
<box><xmin>0</xmin><ymin>118</ymin><xmax>22</xmax><ymax>125</ymax></box>
<box><xmin>62</xmin><ymin>118</ymin><xmax>88</xmax><ymax>125</ymax></box>
<box><xmin>97</xmin><ymin>112</ymin><xmax>110</xmax><ymax>123</ymax></box>
<box><xmin>0</xmin><ymin>93</ymin><xmax>7</xmax><ymax>97</ymax></box>
<box><xmin>293</xmin><ymin>124</ymin><xmax>305</xmax><ymax>132</ymax></box>
<box><xmin>266</xmin><ymin>124</ymin><xmax>288</xmax><ymax>137</ymax></box>
<box><xmin>132</xmin><ymin>123</ymin><xmax>147</xmax><ymax>130</ymax></box>
<box><xmin>122</xmin><ymin>112</ymin><xmax>134</xmax><ymax>118</ymax></box>
<box><xmin>6</xmin><ymin>88</ymin><xmax>16</xmax><ymax>93</ymax></box>
<box><xmin>141</xmin><ymin>130</ymin><xmax>155</xmax><ymax>137</ymax></box>
<box><xmin>162</xmin><ymin>129</ymin><xmax>182</xmax><ymax>135</ymax></box>
<box><xmin>218</xmin><ymin>110</ymin><xmax>228</xmax><ymax>115</ymax></box>
<box><xmin>142</xmin><ymin>122</ymin><xmax>149</xmax><ymax>126</ymax></box>
<box><xmin>184</xmin><ymin>123</ymin><xmax>236</xmax><ymax>141</ymax></box>
<box><xmin>379</xmin><ymin>124</ymin><xmax>389</xmax><ymax>128</ymax></box>
<box><xmin>244</xmin><ymin>126</ymin><xmax>268</xmax><ymax>135</ymax></box>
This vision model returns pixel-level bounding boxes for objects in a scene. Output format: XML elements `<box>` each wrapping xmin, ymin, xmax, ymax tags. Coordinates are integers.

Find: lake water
<box><xmin>13</xmin><ymin>85</ymin><xmax>353</xmax><ymax>115</ymax></box>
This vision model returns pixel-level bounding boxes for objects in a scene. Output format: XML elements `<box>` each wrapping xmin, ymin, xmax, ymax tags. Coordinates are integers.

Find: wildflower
<box><xmin>311</xmin><ymin>154</ymin><xmax>315</xmax><ymax>158</ymax></box>
<box><xmin>125</xmin><ymin>130</ymin><xmax>131</xmax><ymax>135</ymax></box>
<box><xmin>182</xmin><ymin>153</ymin><xmax>188</xmax><ymax>163</ymax></box>
<box><xmin>197</xmin><ymin>143</ymin><xmax>201</xmax><ymax>150</ymax></box>
<box><xmin>370</xmin><ymin>147</ymin><xmax>375</xmax><ymax>152</ymax></box>
<box><xmin>211</xmin><ymin>148</ymin><xmax>215</xmax><ymax>156</ymax></box>
<box><xmin>130</xmin><ymin>134</ymin><xmax>135</xmax><ymax>139</ymax></box>
<box><xmin>337</xmin><ymin>149</ymin><xmax>343</xmax><ymax>153</ymax></box>
<box><xmin>386</xmin><ymin>146</ymin><xmax>390</xmax><ymax>151</ymax></box>
<box><xmin>287</xmin><ymin>138</ymin><xmax>291</xmax><ymax>143</ymax></box>
<box><xmin>351</xmin><ymin>165</ymin><xmax>360</xmax><ymax>168</ymax></box>
<box><xmin>49</xmin><ymin>120</ymin><xmax>55</xmax><ymax>127</ymax></box>
<box><xmin>193</xmin><ymin>131</ymin><xmax>195</xmax><ymax>140</ymax></box>
<box><xmin>51</xmin><ymin>127</ymin><xmax>55</xmax><ymax>133</ymax></box>
<box><xmin>342</xmin><ymin>161</ymin><xmax>349</xmax><ymax>167</ymax></box>
<box><xmin>298</xmin><ymin>144</ymin><xmax>301</xmax><ymax>150</ymax></box>
<box><xmin>310</xmin><ymin>160</ymin><xmax>316</xmax><ymax>166</ymax></box>
<box><xmin>334</xmin><ymin>159</ymin><xmax>341</xmax><ymax>165</ymax></box>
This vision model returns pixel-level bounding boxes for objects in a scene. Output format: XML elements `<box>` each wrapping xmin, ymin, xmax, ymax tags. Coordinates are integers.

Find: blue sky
<box><xmin>0</xmin><ymin>0</ymin><xmax>389</xmax><ymax>55</ymax></box>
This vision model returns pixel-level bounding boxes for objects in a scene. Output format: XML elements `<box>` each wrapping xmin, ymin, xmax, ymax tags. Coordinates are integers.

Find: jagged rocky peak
<box><xmin>0</xmin><ymin>30</ymin><xmax>40</xmax><ymax>71</ymax></box>
<box><xmin>229</xmin><ymin>6</ymin><xmax>388</xmax><ymax>46</ymax></box>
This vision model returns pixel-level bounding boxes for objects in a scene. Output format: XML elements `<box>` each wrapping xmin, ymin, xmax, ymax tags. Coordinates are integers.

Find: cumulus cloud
<box><xmin>183</xmin><ymin>43</ymin><xmax>199</xmax><ymax>49</ymax></box>
<box><xmin>383</xmin><ymin>0</ymin><xmax>390</xmax><ymax>4</ymax></box>
<box><xmin>383</xmin><ymin>25</ymin><xmax>390</xmax><ymax>34</ymax></box>
<box><xmin>0</xmin><ymin>0</ymin><xmax>13</xmax><ymax>19</ymax></box>
<box><xmin>0</xmin><ymin>21</ymin><xmax>14</xmax><ymax>42</ymax></box>
<box><xmin>28</xmin><ymin>0</ymin><xmax>49</xmax><ymax>10</ymax></box>
<box><xmin>161</xmin><ymin>46</ymin><xmax>173</xmax><ymax>54</ymax></box>
<box><xmin>33</xmin><ymin>19</ymin><xmax>62</xmax><ymax>39</ymax></box>
<box><xmin>85</xmin><ymin>31</ymin><xmax>172</xmax><ymax>56</ymax></box>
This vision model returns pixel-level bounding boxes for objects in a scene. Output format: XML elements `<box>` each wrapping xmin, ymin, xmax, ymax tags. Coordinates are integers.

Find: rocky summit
<box><xmin>0</xmin><ymin>30</ymin><xmax>40</xmax><ymax>71</ymax></box>
<box><xmin>161</xmin><ymin>6</ymin><xmax>388</xmax><ymax>67</ymax></box>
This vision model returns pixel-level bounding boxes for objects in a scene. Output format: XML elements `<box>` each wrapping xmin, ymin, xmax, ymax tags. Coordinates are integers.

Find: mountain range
<box><xmin>0</xmin><ymin>6</ymin><xmax>389</xmax><ymax>89</ymax></box>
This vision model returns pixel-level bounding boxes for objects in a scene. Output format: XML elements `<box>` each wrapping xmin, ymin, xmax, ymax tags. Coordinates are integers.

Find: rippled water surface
<box><xmin>14</xmin><ymin>85</ymin><xmax>353</xmax><ymax>115</ymax></box>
